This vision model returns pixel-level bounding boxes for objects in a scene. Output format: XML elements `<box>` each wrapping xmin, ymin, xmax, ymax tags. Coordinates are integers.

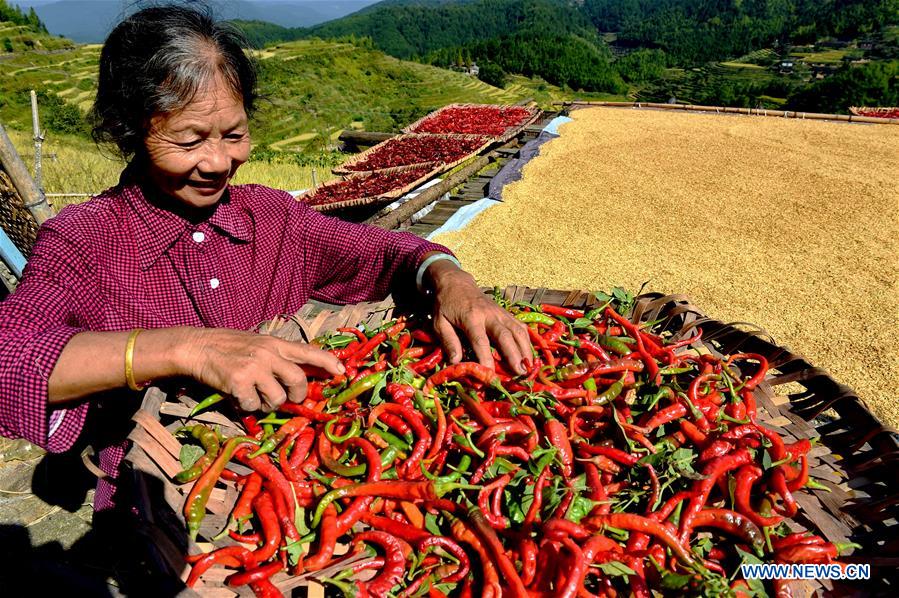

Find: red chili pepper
<box><xmin>251</xmin><ymin>492</ymin><xmax>282</xmax><ymax>564</ymax></box>
<box><xmin>230</xmin><ymin>472</ymin><xmax>263</xmax><ymax>530</ymax></box>
<box><xmin>678</xmin><ymin>449</ymin><xmax>752</xmax><ymax>543</ymax></box>
<box><xmin>605</xmin><ymin>308</ymin><xmax>661</xmax><ymax>383</ymax></box>
<box><xmin>691</xmin><ymin>508</ymin><xmax>766</xmax><ymax>556</ymax></box>
<box><xmin>335</xmin><ymin>436</ymin><xmax>383</xmax><ymax>535</ymax></box>
<box><xmin>643</xmin><ymin>403</ymin><xmax>688</xmax><ymax>430</ymax></box>
<box><xmin>467</xmin><ymin>507</ymin><xmax>528</xmax><ymax>598</ymax></box>
<box><xmin>540</xmin><ymin>303</ymin><xmax>585</xmax><ymax>319</ymax></box>
<box><xmin>734</xmin><ymin>464</ymin><xmax>783</xmax><ymax>528</ymax></box>
<box><xmin>361</xmin><ymin>512</ymin><xmax>431</xmax><ymax>543</ymax></box>
<box><xmin>304</xmin><ymin>503</ymin><xmax>337</xmax><ymax>571</ymax></box>
<box><xmin>725</xmin><ymin>353</ymin><xmax>768</xmax><ymax>390</ymax></box>
<box><xmin>588</xmin><ymin>512</ymin><xmax>697</xmax><ymax>567</ymax></box>
<box><xmin>352</xmin><ymin>531</ymin><xmax>406</xmax><ymax>595</ymax></box>
<box><xmin>186</xmin><ymin>545</ymin><xmax>255</xmax><ymax>588</ymax></box>
<box><xmin>226</xmin><ymin>561</ymin><xmax>283</xmax><ymax>587</ymax></box>
<box><xmin>418</xmin><ymin>536</ymin><xmax>470</xmax><ymax>583</ymax></box>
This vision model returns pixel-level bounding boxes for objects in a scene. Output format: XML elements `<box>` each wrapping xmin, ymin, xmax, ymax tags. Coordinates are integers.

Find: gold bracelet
<box><xmin>125</xmin><ymin>328</ymin><xmax>147</xmax><ymax>392</ymax></box>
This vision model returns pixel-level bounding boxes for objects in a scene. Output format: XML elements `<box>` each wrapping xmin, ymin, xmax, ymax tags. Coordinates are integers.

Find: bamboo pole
<box><xmin>0</xmin><ymin>123</ymin><xmax>55</xmax><ymax>225</ymax></box>
<box><xmin>30</xmin><ymin>90</ymin><xmax>43</xmax><ymax>190</ymax></box>
<box><xmin>367</xmin><ymin>154</ymin><xmax>493</xmax><ymax>230</ymax></box>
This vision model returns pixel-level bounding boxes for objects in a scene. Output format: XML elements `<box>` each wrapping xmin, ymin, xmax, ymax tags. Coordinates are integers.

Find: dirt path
<box><xmin>434</xmin><ymin>107</ymin><xmax>899</xmax><ymax>426</ymax></box>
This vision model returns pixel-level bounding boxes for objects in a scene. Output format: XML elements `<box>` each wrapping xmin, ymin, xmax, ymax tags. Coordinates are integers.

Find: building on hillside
<box><xmin>467</xmin><ymin>63</ymin><xmax>479</xmax><ymax>77</ymax></box>
<box><xmin>778</xmin><ymin>61</ymin><xmax>794</xmax><ymax>74</ymax></box>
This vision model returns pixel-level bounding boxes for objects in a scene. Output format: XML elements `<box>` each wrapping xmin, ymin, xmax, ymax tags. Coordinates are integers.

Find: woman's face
<box><xmin>143</xmin><ymin>74</ymin><xmax>250</xmax><ymax>209</ymax></box>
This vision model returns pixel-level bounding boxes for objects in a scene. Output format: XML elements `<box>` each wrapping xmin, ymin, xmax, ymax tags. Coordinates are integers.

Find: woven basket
<box><xmin>332</xmin><ymin>133</ymin><xmax>493</xmax><ymax>176</ymax></box>
<box><xmin>296</xmin><ymin>163</ymin><xmax>438</xmax><ymax>213</ymax></box>
<box><xmin>124</xmin><ymin>287</ymin><xmax>898</xmax><ymax>595</ymax></box>
<box><xmin>402</xmin><ymin>103</ymin><xmax>540</xmax><ymax>144</ymax></box>
<box><xmin>0</xmin><ymin>169</ymin><xmax>39</xmax><ymax>258</ymax></box>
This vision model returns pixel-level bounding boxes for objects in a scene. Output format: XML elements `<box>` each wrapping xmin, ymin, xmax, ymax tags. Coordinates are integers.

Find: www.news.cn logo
<box><xmin>741</xmin><ymin>563</ymin><xmax>871</xmax><ymax>580</ymax></box>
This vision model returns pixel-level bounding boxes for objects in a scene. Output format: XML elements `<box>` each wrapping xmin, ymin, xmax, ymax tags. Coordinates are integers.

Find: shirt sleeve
<box><xmin>289</xmin><ymin>198</ymin><xmax>454</xmax><ymax>305</ymax></box>
<box><xmin>0</xmin><ymin>223</ymin><xmax>90</xmax><ymax>453</ymax></box>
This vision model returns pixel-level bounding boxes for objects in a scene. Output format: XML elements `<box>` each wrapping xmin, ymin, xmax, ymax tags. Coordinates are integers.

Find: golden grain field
<box><xmin>433</xmin><ymin>107</ymin><xmax>899</xmax><ymax>426</ymax></box>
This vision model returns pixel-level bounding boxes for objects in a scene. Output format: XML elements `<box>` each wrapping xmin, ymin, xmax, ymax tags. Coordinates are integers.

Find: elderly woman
<box><xmin>0</xmin><ymin>5</ymin><xmax>530</xmax><ymax>514</ymax></box>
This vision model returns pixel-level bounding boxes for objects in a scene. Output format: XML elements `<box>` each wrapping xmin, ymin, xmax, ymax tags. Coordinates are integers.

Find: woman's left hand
<box><xmin>427</xmin><ymin>261</ymin><xmax>533</xmax><ymax>375</ymax></box>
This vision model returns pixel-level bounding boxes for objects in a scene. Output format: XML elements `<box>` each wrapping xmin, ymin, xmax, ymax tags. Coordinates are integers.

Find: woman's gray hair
<box><xmin>91</xmin><ymin>3</ymin><xmax>257</xmax><ymax>159</ymax></box>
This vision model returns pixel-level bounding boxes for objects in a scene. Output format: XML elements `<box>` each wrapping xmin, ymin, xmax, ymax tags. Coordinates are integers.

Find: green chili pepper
<box><xmin>658</xmin><ymin>366</ymin><xmax>693</xmax><ymax>376</ymax></box>
<box><xmin>330</xmin><ymin>371</ymin><xmax>387</xmax><ymax>407</ymax></box>
<box><xmin>595</xmin><ymin>374</ymin><xmax>627</xmax><ymax>406</ymax></box>
<box><xmin>189</xmin><ymin>392</ymin><xmax>224</xmax><ymax>417</ymax></box>
<box><xmin>174</xmin><ymin>425</ymin><xmax>220</xmax><ymax>483</ymax></box>
<box><xmin>452</xmin><ymin>433</ymin><xmax>485</xmax><ymax>459</ymax></box>
<box><xmin>183</xmin><ymin>435</ymin><xmax>259</xmax><ymax>539</ymax></box>
<box><xmin>323</xmin><ymin>445</ymin><xmax>399</xmax><ymax>478</ymax></box>
<box><xmin>369</xmin><ymin>427</ymin><xmax>411</xmax><ymax>452</ymax></box>
<box><xmin>515</xmin><ymin>312</ymin><xmax>556</xmax><ymax>326</ymax></box>
<box><xmin>324</xmin><ymin>417</ymin><xmax>362</xmax><ymax>443</ymax></box>
<box><xmin>598</xmin><ymin>335</ymin><xmax>632</xmax><ymax>356</ymax></box>
<box><xmin>421</xmin><ymin>455</ymin><xmax>472</xmax><ymax>483</ymax></box>
<box><xmin>583</xmin><ymin>377</ymin><xmax>597</xmax><ymax>392</ymax></box>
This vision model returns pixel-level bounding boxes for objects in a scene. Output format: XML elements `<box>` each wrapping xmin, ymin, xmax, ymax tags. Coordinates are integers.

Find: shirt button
<box><xmin>209</xmin><ymin>278</ymin><xmax>220</xmax><ymax>289</ymax></box>
<box><xmin>192</xmin><ymin>231</ymin><xmax>205</xmax><ymax>243</ymax></box>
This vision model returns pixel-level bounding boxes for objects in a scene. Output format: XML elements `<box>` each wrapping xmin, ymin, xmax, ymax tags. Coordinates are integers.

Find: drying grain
<box><xmin>433</xmin><ymin>107</ymin><xmax>899</xmax><ymax>426</ymax></box>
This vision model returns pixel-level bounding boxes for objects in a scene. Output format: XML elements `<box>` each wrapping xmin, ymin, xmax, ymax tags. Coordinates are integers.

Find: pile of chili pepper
<box><xmin>407</xmin><ymin>105</ymin><xmax>536</xmax><ymax>136</ymax></box>
<box><xmin>177</xmin><ymin>289</ymin><xmax>848</xmax><ymax>597</ymax></box>
<box><xmin>304</xmin><ymin>165</ymin><xmax>434</xmax><ymax>207</ymax></box>
<box><xmin>854</xmin><ymin>107</ymin><xmax>899</xmax><ymax>119</ymax></box>
<box><xmin>343</xmin><ymin>135</ymin><xmax>491</xmax><ymax>172</ymax></box>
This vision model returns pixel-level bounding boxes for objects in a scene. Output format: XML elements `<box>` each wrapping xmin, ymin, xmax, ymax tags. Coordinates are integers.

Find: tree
<box><xmin>478</xmin><ymin>61</ymin><xmax>507</xmax><ymax>87</ymax></box>
<box><xmin>2</xmin><ymin>37</ymin><xmax>12</xmax><ymax>53</ymax></box>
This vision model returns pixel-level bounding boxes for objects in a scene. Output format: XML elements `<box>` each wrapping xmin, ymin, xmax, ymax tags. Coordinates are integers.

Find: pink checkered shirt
<box><xmin>0</xmin><ymin>182</ymin><xmax>449</xmax><ymax>511</ymax></box>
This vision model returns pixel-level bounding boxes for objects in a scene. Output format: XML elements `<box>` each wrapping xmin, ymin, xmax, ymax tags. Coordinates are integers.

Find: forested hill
<box><xmin>296</xmin><ymin>0</ymin><xmax>895</xmax><ymax>66</ymax></box>
<box><xmin>583</xmin><ymin>0</ymin><xmax>897</xmax><ymax>64</ymax></box>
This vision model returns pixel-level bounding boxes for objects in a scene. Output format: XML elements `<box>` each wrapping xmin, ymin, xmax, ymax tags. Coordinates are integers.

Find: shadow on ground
<box><xmin>0</xmin><ymin>446</ymin><xmax>186</xmax><ymax>597</ymax></box>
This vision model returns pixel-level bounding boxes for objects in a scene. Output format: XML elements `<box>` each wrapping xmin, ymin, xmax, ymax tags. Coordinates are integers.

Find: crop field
<box><xmin>434</xmin><ymin>107</ymin><xmax>899</xmax><ymax>427</ymax></box>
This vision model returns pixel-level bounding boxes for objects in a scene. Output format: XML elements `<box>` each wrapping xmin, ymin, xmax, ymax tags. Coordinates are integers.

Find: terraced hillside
<box><xmin>0</xmin><ymin>20</ymin><xmax>74</xmax><ymax>54</ymax></box>
<box><xmin>0</xmin><ymin>41</ymin><xmax>98</xmax><ymax>131</ymax></box>
<box><xmin>0</xmin><ymin>37</ymin><xmax>530</xmax><ymax>152</ymax></box>
<box><xmin>249</xmin><ymin>39</ymin><xmax>522</xmax><ymax>149</ymax></box>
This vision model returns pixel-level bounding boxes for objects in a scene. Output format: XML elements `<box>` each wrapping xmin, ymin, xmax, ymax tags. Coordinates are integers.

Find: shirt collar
<box><xmin>123</xmin><ymin>182</ymin><xmax>252</xmax><ymax>271</ymax></box>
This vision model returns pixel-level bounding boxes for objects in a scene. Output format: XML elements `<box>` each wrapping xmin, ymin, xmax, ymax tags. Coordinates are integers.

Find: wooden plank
<box><xmin>406</xmin><ymin>224</ymin><xmax>438</xmax><ymax>237</ymax></box>
<box><xmin>129</xmin><ymin>427</ymin><xmax>183</xmax><ymax>479</ymax></box>
<box><xmin>133</xmin><ymin>409</ymin><xmax>183</xmax><ymax>458</ymax></box>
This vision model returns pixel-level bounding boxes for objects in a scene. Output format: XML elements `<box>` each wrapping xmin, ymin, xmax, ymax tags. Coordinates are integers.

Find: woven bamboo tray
<box><xmin>402</xmin><ymin>103</ymin><xmax>541</xmax><ymax>144</ymax></box>
<box><xmin>849</xmin><ymin>106</ymin><xmax>899</xmax><ymax>118</ymax></box>
<box><xmin>332</xmin><ymin>133</ymin><xmax>493</xmax><ymax>176</ymax></box>
<box><xmin>124</xmin><ymin>287</ymin><xmax>898</xmax><ymax>596</ymax></box>
<box><xmin>296</xmin><ymin>164</ymin><xmax>439</xmax><ymax>213</ymax></box>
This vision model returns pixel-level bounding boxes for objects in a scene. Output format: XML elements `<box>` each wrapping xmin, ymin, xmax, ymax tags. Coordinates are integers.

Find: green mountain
<box><xmin>2</xmin><ymin>36</ymin><xmax>586</xmax><ymax>151</ymax></box>
<box><xmin>272</xmin><ymin>0</ymin><xmax>896</xmax><ymax>95</ymax></box>
<box><xmin>0</xmin><ymin>0</ymin><xmax>73</xmax><ymax>53</ymax></box>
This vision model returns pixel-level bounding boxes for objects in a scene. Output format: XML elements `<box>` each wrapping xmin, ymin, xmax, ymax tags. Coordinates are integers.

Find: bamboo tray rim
<box><xmin>331</xmin><ymin>133</ymin><xmax>494</xmax><ymax>176</ymax></box>
<box><xmin>296</xmin><ymin>163</ymin><xmax>439</xmax><ymax>213</ymax></box>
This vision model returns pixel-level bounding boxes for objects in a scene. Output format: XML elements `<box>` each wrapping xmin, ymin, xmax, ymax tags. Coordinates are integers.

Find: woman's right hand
<box><xmin>179</xmin><ymin>328</ymin><xmax>345</xmax><ymax>412</ymax></box>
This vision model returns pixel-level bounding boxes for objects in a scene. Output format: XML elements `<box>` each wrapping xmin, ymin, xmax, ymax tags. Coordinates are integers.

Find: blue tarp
<box><xmin>428</xmin><ymin>115</ymin><xmax>573</xmax><ymax>237</ymax></box>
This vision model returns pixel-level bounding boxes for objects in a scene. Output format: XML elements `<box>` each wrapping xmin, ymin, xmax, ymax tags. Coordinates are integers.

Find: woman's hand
<box><xmin>180</xmin><ymin>328</ymin><xmax>345</xmax><ymax>412</ymax></box>
<box><xmin>427</xmin><ymin>261</ymin><xmax>532</xmax><ymax>375</ymax></box>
